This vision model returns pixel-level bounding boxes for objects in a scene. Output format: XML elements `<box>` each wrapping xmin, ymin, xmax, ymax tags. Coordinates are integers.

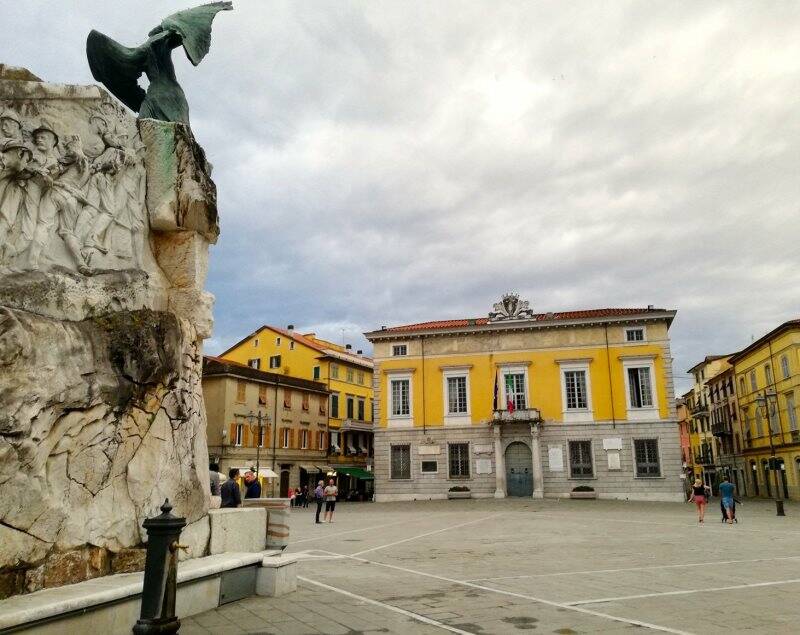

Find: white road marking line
<box><xmin>291</xmin><ymin>521</ymin><xmax>399</xmax><ymax>544</ymax></box>
<box><xmin>326</xmin><ymin>551</ymin><xmax>691</xmax><ymax>634</ymax></box>
<box><xmin>466</xmin><ymin>554</ymin><xmax>800</xmax><ymax>582</ymax></box>
<box><xmin>566</xmin><ymin>578</ymin><xmax>800</xmax><ymax>606</ymax></box>
<box><xmin>349</xmin><ymin>513</ymin><xmax>504</xmax><ymax>557</ymax></box>
<box><xmin>297</xmin><ymin>575</ymin><xmax>473</xmax><ymax>634</ymax></box>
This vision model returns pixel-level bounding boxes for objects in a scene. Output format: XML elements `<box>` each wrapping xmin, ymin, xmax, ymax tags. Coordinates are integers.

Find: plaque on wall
<box><xmin>475</xmin><ymin>458</ymin><xmax>493</xmax><ymax>474</ymax></box>
<box><xmin>547</xmin><ymin>445</ymin><xmax>564</xmax><ymax>472</ymax></box>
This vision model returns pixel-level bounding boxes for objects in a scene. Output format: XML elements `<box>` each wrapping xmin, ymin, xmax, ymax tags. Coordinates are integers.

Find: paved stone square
<box><xmin>183</xmin><ymin>498</ymin><xmax>800</xmax><ymax>634</ymax></box>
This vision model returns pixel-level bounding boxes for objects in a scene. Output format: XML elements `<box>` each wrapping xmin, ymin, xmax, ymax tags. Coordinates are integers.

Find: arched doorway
<box><xmin>505</xmin><ymin>442</ymin><xmax>533</xmax><ymax>497</ymax></box>
<box><xmin>279</xmin><ymin>470</ymin><xmax>290</xmax><ymax>497</ymax></box>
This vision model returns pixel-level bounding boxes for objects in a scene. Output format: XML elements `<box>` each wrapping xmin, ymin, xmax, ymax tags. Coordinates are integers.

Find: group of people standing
<box><xmin>209</xmin><ymin>465</ymin><xmax>262</xmax><ymax>508</ymax></box>
<box><xmin>689</xmin><ymin>475</ymin><xmax>739</xmax><ymax>524</ymax></box>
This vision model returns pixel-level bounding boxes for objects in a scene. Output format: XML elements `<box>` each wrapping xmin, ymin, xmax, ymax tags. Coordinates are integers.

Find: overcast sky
<box><xmin>4</xmin><ymin>1</ymin><xmax>799</xmax><ymax>394</ymax></box>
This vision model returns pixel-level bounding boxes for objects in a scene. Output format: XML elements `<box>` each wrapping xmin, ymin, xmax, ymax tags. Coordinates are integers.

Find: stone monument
<box><xmin>0</xmin><ymin>3</ymin><xmax>230</xmax><ymax>599</ymax></box>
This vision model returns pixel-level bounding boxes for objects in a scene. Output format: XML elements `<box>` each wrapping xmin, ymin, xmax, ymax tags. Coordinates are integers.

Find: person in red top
<box><xmin>688</xmin><ymin>478</ymin><xmax>710</xmax><ymax>523</ymax></box>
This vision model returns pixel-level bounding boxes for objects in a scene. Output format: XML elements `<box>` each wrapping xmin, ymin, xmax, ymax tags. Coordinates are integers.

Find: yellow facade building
<box><xmin>365</xmin><ymin>295</ymin><xmax>683</xmax><ymax>502</ymax></box>
<box><xmin>220</xmin><ymin>325</ymin><xmax>375</xmax><ymax>498</ymax></box>
<box><xmin>730</xmin><ymin>319</ymin><xmax>800</xmax><ymax>501</ymax></box>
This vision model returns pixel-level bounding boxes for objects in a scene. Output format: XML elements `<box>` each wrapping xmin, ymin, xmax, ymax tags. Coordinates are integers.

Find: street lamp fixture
<box><xmin>755</xmin><ymin>390</ymin><xmax>785</xmax><ymax>517</ymax></box>
<box><xmin>246</xmin><ymin>410</ymin><xmax>270</xmax><ymax>487</ymax></box>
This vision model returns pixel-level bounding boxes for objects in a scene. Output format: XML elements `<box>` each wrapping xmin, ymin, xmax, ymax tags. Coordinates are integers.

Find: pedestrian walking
<box><xmin>314</xmin><ymin>480</ymin><xmax>324</xmax><ymax>524</ymax></box>
<box><xmin>220</xmin><ymin>468</ymin><xmax>242</xmax><ymax>508</ymax></box>
<box><xmin>688</xmin><ymin>478</ymin><xmax>710</xmax><ymax>523</ymax></box>
<box><xmin>244</xmin><ymin>470</ymin><xmax>261</xmax><ymax>499</ymax></box>
<box><xmin>324</xmin><ymin>478</ymin><xmax>338</xmax><ymax>523</ymax></box>
<box><xmin>719</xmin><ymin>475</ymin><xmax>736</xmax><ymax>525</ymax></box>
<box><xmin>302</xmin><ymin>485</ymin><xmax>310</xmax><ymax>508</ymax></box>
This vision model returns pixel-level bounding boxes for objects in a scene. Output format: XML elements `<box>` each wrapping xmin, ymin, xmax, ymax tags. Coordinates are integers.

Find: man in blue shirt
<box><xmin>220</xmin><ymin>468</ymin><xmax>242</xmax><ymax>508</ymax></box>
<box><xmin>719</xmin><ymin>475</ymin><xmax>735</xmax><ymax>524</ymax></box>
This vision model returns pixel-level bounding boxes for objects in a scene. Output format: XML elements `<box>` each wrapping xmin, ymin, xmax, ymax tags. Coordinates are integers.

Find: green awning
<box><xmin>336</xmin><ymin>467</ymin><xmax>374</xmax><ymax>480</ymax></box>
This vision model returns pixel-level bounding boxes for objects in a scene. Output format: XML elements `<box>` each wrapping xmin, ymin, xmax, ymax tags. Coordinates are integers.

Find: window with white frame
<box><xmin>276</xmin><ymin>336</ymin><xmax>281</xmax><ymax>346</ymax></box>
<box><xmin>301</xmin><ymin>429</ymin><xmax>308</xmax><ymax>449</ymax></box>
<box><xmin>503</xmin><ymin>371</ymin><xmax>527</xmax><ymax>410</ymax></box>
<box><xmin>247</xmin><ymin>358</ymin><xmax>260</xmax><ymax>369</ymax></box>
<box><xmin>448</xmin><ymin>443</ymin><xmax>470</xmax><ymax>478</ymax></box>
<box><xmin>390</xmin><ymin>378</ymin><xmax>410</xmax><ymax>416</ymax></box>
<box><xmin>257</xmin><ymin>426</ymin><xmax>265</xmax><ymax>447</ymax></box>
<box><xmin>390</xmin><ymin>445</ymin><xmax>411</xmax><ymax>479</ymax></box>
<box><xmin>330</xmin><ymin>363</ymin><xmax>339</xmax><ymax>379</ymax></box>
<box><xmin>785</xmin><ymin>392</ymin><xmax>797</xmax><ymax>431</ymax></box>
<box><xmin>253</xmin><ymin>338</ymin><xmax>258</xmax><ymax>347</ymax></box>
<box><xmin>568</xmin><ymin>440</ymin><xmax>593</xmax><ymax>477</ymax></box>
<box><xmin>634</xmin><ymin>438</ymin><xmax>661</xmax><ymax>477</ymax></box>
<box><xmin>269</xmin><ymin>355</ymin><xmax>281</xmax><ymax>369</ymax></box>
<box><xmin>781</xmin><ymin>355</ymin><xmax>791</xmax><ymax>379</ymax></box>
<box><xmin>564</xmin><ymin>370</ymin><xmax>588</xmax><ymax>409</ymax></box>
<box><xmin>289</xmin><ymin>341</ymin><xmax>294</xmax><ymax>350</ymax></box>
<box><xmin>750</xmin><ymin>370</ymin><xmax>757</xmax><ymax>392</ymax></box>
<box><xmin>234</xmin><ymin>423</ymin><xmax>243</xmax><ymax>446</ymax></box>
<box><xmin>281</xmin><ymin>428</ymin><xmax>290</xmax><ymax>449</ymax></box>
<box><xmin>318</xmin><ymin>430</ymin><xmax>326</xmax><ymax>450</ymax></box>
<box><xmin>765</xmin><ymin>364</ymin><xmax>773</xmax><ymax>386</ymax></box>
<box><xmin>625</xmin><ymin>327</ymin><xmax>645</xmax><ymax>342</ymax></box>
<box><xmin>627</xmin><ymin>367</ymin><xmax>653</xmax><ymax>408</ymax></box>
<box><xmin>346</xmin><ymin>368</ymin><xmax>354</xmax><ymax>382</ymax></box>
<box><xmin>447</xmin><ymin>375</ymin><xmax>468</xmax><ymax>414</ymax></box>
<box><xmin>392</xmin><ymin>344</ymin><xmax>408</xmax><ymax>357</ymax></box>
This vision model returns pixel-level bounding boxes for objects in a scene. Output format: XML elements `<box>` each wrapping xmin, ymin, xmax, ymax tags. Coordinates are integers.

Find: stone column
<box><xmin>494</xmin><ymin>425</ymin><xmax>506</xmax><ymax>498</ymax></box>
<box><xmin>530</xmin><ymin>425</ymin><xmax>544</xmax><ymax>499</ymax></box>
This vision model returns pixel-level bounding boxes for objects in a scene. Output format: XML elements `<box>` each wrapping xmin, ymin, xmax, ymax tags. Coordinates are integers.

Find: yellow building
<box><xmin>730</xmin><ymin>319</ymin><xmax>800</xmax><ymax>501</ymax></box>
<box><xmin>220</xmin><ymin>325</ymin><xmax>375</xmax><ymax>499</ymax></box>
<box><xmin>364</xmin><ymin>294</ymin><xmax>683</xmax><ymax>502</ymax></box>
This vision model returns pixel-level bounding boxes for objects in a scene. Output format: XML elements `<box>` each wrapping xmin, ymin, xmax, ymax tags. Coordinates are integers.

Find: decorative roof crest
<box><xmin>488</xmin><ymin>292</ymin><xmax>535</xmax><ymax>322</ymax></box>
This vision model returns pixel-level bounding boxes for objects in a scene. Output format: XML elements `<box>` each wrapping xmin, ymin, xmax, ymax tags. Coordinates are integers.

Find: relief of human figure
<box><xmin>25</xmin><ymin>120</ymin><xmax>63</xmax><ymax>270</ymax></box>
<box><xmin>0</xmin><ymin>109</ymin><xmax>24</xmax><ymax>145</ymax></box>
<box><xmin>113</xmin><ymin>134</ymin><xmax>146</xmax><ymax>268</ymax></box>
<box><xmin>0</xmin><ymin>140</ymin><xmax>36</xmax><ymax>265</ymax></box>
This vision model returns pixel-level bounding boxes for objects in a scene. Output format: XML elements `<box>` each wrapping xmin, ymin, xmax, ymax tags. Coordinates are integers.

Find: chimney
<box><xmin>381</xmin><ymin>325</ymin><xmax>387</xmax><ymax>330</ymax></box>
<box><xmin>287</xmin><ymin>324</ymin><xmax>294</xmax><ymax>331</ymax></box>
<box><xmin>345</xmin><ymin>344</ymin><xmax>352</xmax><ymax>351</ymax></box>
<box><xmin>647</xmin><ymin>305</ymin><xmax>654</xmax><ymax>311</ymax></box>
<box><xmin>356</xmin><ymin>349</ymin><xmax>363</xmax><ymax>356</ymax></box>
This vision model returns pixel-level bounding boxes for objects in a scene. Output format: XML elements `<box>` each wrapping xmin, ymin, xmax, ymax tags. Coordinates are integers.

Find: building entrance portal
<box><xmin>505</xmin><ymin>442</ymin><xmax>533</xmax><ymax>497</ymax></box>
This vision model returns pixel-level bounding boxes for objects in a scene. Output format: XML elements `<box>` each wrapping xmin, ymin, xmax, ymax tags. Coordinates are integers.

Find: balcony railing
<box><xmin>694</xmin><ymin>451</ymin><xmax>715</xmax><ymax>466</ymax></box>
<box><xmin>711</xmin><ymin>421</ymin><xmax>731</xmax><ymax>437</ymax></box>
<box><xmin>493</xmin><ymin>407</ymin><xmax>542</xmax><ymax>423</ymax></box>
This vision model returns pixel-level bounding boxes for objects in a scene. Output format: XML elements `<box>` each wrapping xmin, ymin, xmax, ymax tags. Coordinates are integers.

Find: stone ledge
<box><xmin>0</xmin><ymin>552</ymin><xmax>265</xmax><ymax>631</ymax></box>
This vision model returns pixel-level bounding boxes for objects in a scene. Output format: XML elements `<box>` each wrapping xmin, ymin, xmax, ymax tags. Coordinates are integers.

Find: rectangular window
<box><xmin>392</xmin><ymin>344</ymin><xmax>408</xmax><ymax>357</ymax></box>
<box><xmin>346</xmin><ymin>368</ymin><xmax>354</xmax><ymax>382</ymax></box>
<box><xmin>269</xmin><ymin>355</ymin><xmax>281</xmax><ymax>369</ymax></box>
<box><xmin>247</xmin><ymin>358</ymin><xmax>261</xmax><ymax>369</ymax></box>
<box><xmin>276</xmin><ymin>336</ymin><xmax>281</xmax><ymax>346</ymax></box>
<box><xmin>755</xmin><ymin>409</ymin><xmax>763</xmax><ymax>436</ymax></box>
<box><xmin>569</xmin><ymin>440</ymin><xmax>593</xmax><ymax>477</ymax></box>
<box><xmin>390</xmin><ymin>379</ymin><xmax>410</xmax><ymax>416</ymax></box>
<box><xmin>301</xmin><ymin>429</ymin><xmax>308</xmax><ymax>449</ymax></box>
<box><xmin>283</xmin><ymin>388</ymin><xmax>292</xmax><ymax>409</ymax></box>
<box><xmin>253</xmin><ymin>338</ymin><xmax>258</xmax><ymax>347</ymax></box>
<box><xmin>234</xmin><ymin>423</ymin><xmax>243</xmax><ymax>446</ymax></box>
<box><xmin>750</xmin><ymin>371</ymin><xmax>757</xmax><ymax>392</ymax></box>
<box><xmin>319</xmin><ymin>396</ymin><xmax>327</xmax><ymax>415</ymax></box>
<box><xmin>357</xmin><ymin>398</ymin><xmax>365</xmax><ymax>421</ymax></box>
<box><xmin>289</xmin><ymin>341</ymin><xmax>294</xmax><ymax>350</ymax></box>
<box><xmin>390</xmin><ymin>445</ymin><xmax>411</xmax><ymax>479</ymax></box>
<box><xmin>504</xmin><ymin>373</ymin><xmax>526</xmax><ymax>410</ymax></box>
<box><xmin>330</xmin><ymin>394</ymin><xmax>339</xmax><ymax>418</ymax></box>
<box><xmin>258</xmin><ymin>385</ymin><xmax>267</xmax><ymax>405</ymax></box>
<box><xmin>627</xmin><ymin>367</ymin><xmax>653</xmax><ymax>408</ymax></box>
<box><xmin>346</xmin><ymin>396</ymin><xmax>355</xmax><ymax>419</ymax></box>
<box><xmin>318</xmin><ymin>431</ymin><xmax>326</xmax><ymax>450</ymax></box>
<box><xmin>634</xmin><ymin>439</ymin><xmax>661</xmax><ymax>477</ymax></box>
<box><xmin>446</xmin><ymin>375</ymin><xmax>468</xmax><ymax>414</ymax></box>
<box><xmin>564</xmin><ymin>370</ymin><xmax>588</xmax><ymax>410</ymax></box>
<box><xmin>625</xmin><ymin>327</ymin><xmax>644</xmax><ymax>342</ymax></box>
<box><xmin>421</xmin><ymin>460</ymin><xmax>438</xmax><ymax>473</ymax></box>
<box><xmin>330</xmin><ymin>364</ymin><xmax>339</xmax><ymax>379</ymax></box>
<box><xmin>787</xmin><ymin>393</ymin><xmax>797</xmax><ymax>431</ymax></box>
<box><xmin>448</xmin><ymin>443</ymin><xmax>470</xmax><ymax>478</ymax></box>
<box><xmin>236</xmin><ymin>380</ymin><xmax>246</xmax><ymax>403</ymax></box>
<box><xmin>357</xmin><ymin>371</ymin><xmax>364</xmax><ymax>385</ymax></box>
<box><xmin>281</xmin><ymin>428</ymin><xmax>290</xmax><ymax>449</ymax></box>
<box><xmin>302</xmin><ymin>392</ymin><xmax>309</xmax><ymax>411</ymax></box>
<box><xmin>765</xmin><ymin>364</ymin><xmax>773</xmax><ymax>385</ymax></box>
<box><xmin>257</xmin><ymin>425</ymin><xmax>265</xmax><ymax>448</ymax></box>
<box><xmin>313</xmin><ymin>366</ymin><xmax>320</xmax><ymax>380</ymax></box>
<box><xmin>781</xmin><ymin>356</ymin><xmax>791</xmax><ymax>379</ymax></box>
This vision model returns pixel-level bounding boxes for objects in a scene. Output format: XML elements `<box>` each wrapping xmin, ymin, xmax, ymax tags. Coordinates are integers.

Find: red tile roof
<box><xmin>380</xmin><ymin>308</ymin><xmax>669</xmax><ymax>333</ymax></box>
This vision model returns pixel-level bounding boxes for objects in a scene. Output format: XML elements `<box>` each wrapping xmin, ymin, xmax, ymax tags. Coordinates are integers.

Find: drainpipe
<box><xmin>604</xmin><ymin>323</ymin><xmax>617</xmax><ymax>427</ymax></box>
<box><xmin>421</xmin><ymin>336</ymin><xmax>427</xmax><ymax>434</ymax></box>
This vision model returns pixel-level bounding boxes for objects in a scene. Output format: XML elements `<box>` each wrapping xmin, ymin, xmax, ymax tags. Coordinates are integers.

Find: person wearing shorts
<box><xmin>323</xmin><ymin>479</ymin><xmax>338</xmax><ymax>523</ymax></box>
<box><xmin>719</xmin><ymin>475</ymin><xmax>736</xmax><ymax>525</ymax></box>
<box><xmin>689</xmin><ymin>478</ymin><xmax>709</xmax><ymax>523</ymax></box>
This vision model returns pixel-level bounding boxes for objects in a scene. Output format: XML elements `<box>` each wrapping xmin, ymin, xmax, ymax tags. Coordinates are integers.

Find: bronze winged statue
<box><xmin>86</xmin><ymin>2</ymin><xmax>233</xmax><ymax>125</ymax></box>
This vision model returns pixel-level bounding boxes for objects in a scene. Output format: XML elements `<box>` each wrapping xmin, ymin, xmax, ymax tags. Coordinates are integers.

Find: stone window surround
<box><xmin>447</xmin><ymin>441</ymin><xmax>471</xmax><ymax>480</ymax></box>
<box><xmin>441</xmin><ymin>364</ymin><xmax>473</xmax><ymax>426</ymax></box>
<box><xmin>557</xmin><ymin>358</ymin><xmax>594</xmax><ymax>423</ymax></box>
<box><xmin>497</xmin><ymin>362</ymin><xmax>531</xmax><ymax>411</ymax></box>
<box><xmin>386</xmin><ymin>368</ymin><xmax>415</xmax><ymax>428</ymax></box>
<box><xmin>567</xmin><ymin>438</ymin><xmax>595</xmax><ymax>479</ymax></box>
<box><xmin>392</xmin><ymin>342</ymin><xmax>409</xmax><ymax>357</ymax></box>
<box><xmin>620</xmin><ymin>355</ymin><xmax>659</xmax><ymax>421</ymax></box>
<box><xmin>389</xmin><ymin>443</ymin><xmax>412</xmax><ymax>480</ymax></box>
<box><xmin>631</xmin><ymin>436</ymin><xmax>664</xmax><ymax>479</ymax></box>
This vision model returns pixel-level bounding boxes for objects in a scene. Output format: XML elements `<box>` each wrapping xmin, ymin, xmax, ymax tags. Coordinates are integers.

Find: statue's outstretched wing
<box><xmin>158</xmin><ymin>1</ymin><xmax>233</xmax><ymax>66</ymax></box>
<box><xmin>86</xmin><ymin>30</ymin><xmax>147</xmax><ymax>112</ymax></box>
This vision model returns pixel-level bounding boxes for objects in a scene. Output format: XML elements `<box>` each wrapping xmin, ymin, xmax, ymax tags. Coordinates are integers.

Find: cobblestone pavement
<box><xmin>182</xmin><ymin>498</ymin><xmax>800</xmax><ymax>634</ymax></box>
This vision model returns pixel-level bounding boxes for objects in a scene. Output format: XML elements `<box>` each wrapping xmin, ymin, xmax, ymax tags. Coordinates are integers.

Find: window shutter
<box><xmin>229</xmin><ymin>422</ymin><xmax>236</xmax><ymax>443</ymax></box>
<box><xmin>242</xmin><ymin>426</ymin><xmax>250</xmax><ymax>447</ymax></box>
<box><xmin>310</xmin><ymin>429</ymin><xmax>316</xmax><ymax>450</ymax></box>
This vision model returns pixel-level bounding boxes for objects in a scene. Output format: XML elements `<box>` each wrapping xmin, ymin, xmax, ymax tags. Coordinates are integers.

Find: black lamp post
<box><xmin>756</xmin><ymin>390</ymin><xmax>785</xmax><ymax>517</ymax></box>
<box><xmin>246</xmin><ymin>409</ymin><xmax>269</xmax><ymax>491</ymax></box>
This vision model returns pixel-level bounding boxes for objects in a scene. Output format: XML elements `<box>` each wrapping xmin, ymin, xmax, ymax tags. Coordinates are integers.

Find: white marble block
<box><xmin>256</xmin><ymin>554</ymin><xmax>298</xmax><ymax>597</ymax></box>
<box><xmin>208</xmin><ymin>509</ymin><xmax>267</xmax><ymax>555</ymax></box>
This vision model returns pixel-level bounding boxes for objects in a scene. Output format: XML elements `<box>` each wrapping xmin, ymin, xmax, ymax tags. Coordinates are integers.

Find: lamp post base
<box><xmin>775</xmin><ymin>499</ymin><xmax>786</xmax><ymax>516</ymax></box>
